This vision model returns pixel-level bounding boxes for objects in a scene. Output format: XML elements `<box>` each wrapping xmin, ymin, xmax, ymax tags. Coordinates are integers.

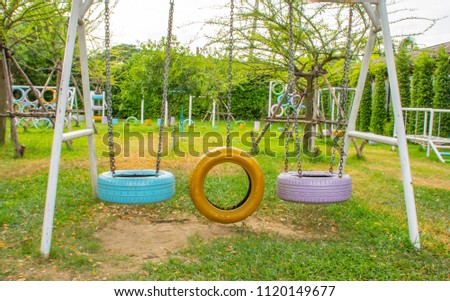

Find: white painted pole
<box><xmin>78</xmin><ymin>19</ymin><xmax>98</xmax><ymax>195</ymax></box>
<box><xmin>41</xmin><ymin>0</ymin><xmax>82</xmax><ymax>257</ymax></box>
<box><xmin>212</xmin><ymin>99</ymin><xmax>216</xmax><ymax>127</ymax></box>
<box><xmin>423</xmin><ymin>111</ymin><xmax>428</xmax><ymax>137</ymax></box>
<box><xmin>141</xmin><ymin>99</ymin><xmax>144</xmax><ymax>124</ymax></box>
<box><xmin>427</xmin><ymin>110</ymin><xmax>434</xmax><ymax>157</ymax></box>
<box><xmin>342</xmin><ymin>25</ymin><xmax>377</xmax><ymax>169</ymax></box>
<box><xmin>379</xmin><ymin>0</ymin><xmax>420</xmax><ymax>249</ymax></box>
<box><xmin>331</xmin><ymin>91</ymin><xmax>335</xmax><ymax>132</ymax></box>
<box><xmin>268</xmin><ymin>81</ymin><xmax>273</xmax><ymax>118</ymax></box>
<box><xmin>188</xmin><ymin>95</ymin><xmax>193</xmax><ymax>125</ymax></box>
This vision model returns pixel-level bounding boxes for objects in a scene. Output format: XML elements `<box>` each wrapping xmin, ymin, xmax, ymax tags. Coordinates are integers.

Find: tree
<box><xmin>396</xmin><ymin>38</ymin><xmax>414</xmax><ymax>108</ymax></box>
<box><xmin>358</xmin><ymin>73</ymin><xmax>372</xmax><ymax>132</ymax></box>
<box><xmin>411</xmin><ymin>51</ymin><xmax>435</xmax><ymax>133</ymax></box>
<box><xmin>433</xmin><ymin>47</ymin><xmax>450</xmax><ymax>137</ymax></box>
<box><xmin>0</xmin><ymin>1</ymin><xmax>67</xmax><ymax>145</ymax></box>
<box><xmin>206</xmin><ymin>0</ymin><xmax>369</xmax><ymax>154</ymax></box>
<box><xmin>370</xmin><ymin>62</ymin><xmax>387</xmax><ymax>135</ymax></box>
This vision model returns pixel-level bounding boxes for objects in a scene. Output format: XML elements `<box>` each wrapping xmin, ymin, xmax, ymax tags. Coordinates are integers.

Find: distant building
<box><xmin>410</xmin><ymin>42</ymin><xmax>450</xmax><ymax>57</ymax></box>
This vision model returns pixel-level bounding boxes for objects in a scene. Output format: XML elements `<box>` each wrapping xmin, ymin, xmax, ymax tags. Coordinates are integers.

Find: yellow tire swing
<box><xmin>189</xmin><ymin>0</ymin><xmax>264</xmax><ymax>223</ymax></box>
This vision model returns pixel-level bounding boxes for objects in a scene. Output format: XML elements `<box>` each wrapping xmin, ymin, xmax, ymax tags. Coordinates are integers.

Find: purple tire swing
<box><xmin>276</xmin><ymin>2</ymin><xmax>353</xmax><ymax>204</ymax></box>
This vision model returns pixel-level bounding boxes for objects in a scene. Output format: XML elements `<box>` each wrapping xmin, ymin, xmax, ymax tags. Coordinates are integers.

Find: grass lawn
<box><xmin>0</xmin><ymin>120</ymin><xmax>449</xmax><ymax>280</ymax></box>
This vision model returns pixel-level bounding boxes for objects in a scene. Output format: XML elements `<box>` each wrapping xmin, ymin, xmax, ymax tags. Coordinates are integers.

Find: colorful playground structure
<box><xmin>39</xmin><ymin>0</ymin><xmax>422</xmax><ymax>258</ymax></box>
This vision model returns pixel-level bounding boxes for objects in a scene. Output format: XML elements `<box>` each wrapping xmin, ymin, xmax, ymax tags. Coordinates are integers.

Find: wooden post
<box><xmin>1</xmin><ymin>41</ymin><xmax>23</xmax><ymax>157</ymax></box>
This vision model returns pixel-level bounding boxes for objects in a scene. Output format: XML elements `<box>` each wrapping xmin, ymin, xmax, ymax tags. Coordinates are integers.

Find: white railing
<box><xmin>400</xmin><ymin>108</ymin><xmax>450</xmax><ymax>162</ymax></box>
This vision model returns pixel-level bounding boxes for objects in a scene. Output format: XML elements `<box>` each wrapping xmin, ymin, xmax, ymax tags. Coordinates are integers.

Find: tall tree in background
<box><xmin>411</xmin><ymin>51</ymin><xmax>435</xmax><ymax>133</ymax></box>
<box><xmin>432</xmin><ymin>47</ymin><xmax>450</xmax><ymax>137</ymax></box>
<box><xmin>396</xmin><ymin>38</ymin><xmax>414</xmax><ymax>108</ymax></box>
<box><xmin>370</xmin><ymin>63</ymin><xmax>387</xmax><ymax>135</ymax></box>
<box><xmin>358</xmin><ymin>73</ymin><xmax>372</xmax><ymax>132</ymax></box>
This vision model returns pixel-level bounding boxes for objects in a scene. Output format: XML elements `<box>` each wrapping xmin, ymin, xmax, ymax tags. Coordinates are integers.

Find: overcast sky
<box><xmin>101</xmin><ymin>0</ymin><xmax>449</xmax><ymax>49</ymax></box>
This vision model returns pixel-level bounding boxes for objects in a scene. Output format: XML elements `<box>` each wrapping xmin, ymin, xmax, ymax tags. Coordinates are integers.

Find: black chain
<box><xmin>156</xmin><ymin>0</ymin><xmax>175</xmax><ymax>175</ymax></box>
<box><xmin>105</xmin><ymin>0</ymin><xmax>116</xmax><ymax>176</ymax></box>
<box><xmin>330</xmin><ymin>5</ymin><xmax>353</xmax><ymax>178</ymax></box>
<box><xmin>226</xmin><ymin>0</ymin><xmax>235</xmax><ymax>148</ymax></box>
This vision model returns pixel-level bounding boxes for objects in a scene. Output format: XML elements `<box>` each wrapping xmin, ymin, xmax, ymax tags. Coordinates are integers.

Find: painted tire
<box><xmin>33</xmin><ymin>118</ymin><xmax>52</xmax><ymax>130</ymax></box>
<box><xmin>125</xmin><ymin>116</ymin><xmax>139</xmax><ymax>125</ymax></box>
<box><xmin>21</xmin><ymin>103</ymin><xmax>36</xmax><ymax>113</ymax></box>
<box><xmin>289</xmin><ymin>94</ymin><xmax>302</xmax><ymax>106</ymax></box>
<box><xmin>235</xmin><ymin>120</ymin><xmax>246</xmax><ymax>125</ymax></box>
<box><xmin>271</xmin><ymin>82</ymin><xmax>285</xmax><ymax>96</ymax></box>
<box><xmin>97</xmin><ymin>169</ymin><xmax>175</xmax><ymax>204</ymax></box>
<box><xmin>41</xmin><ymin>88</ymin><xmax>57</xmax><ymax>105</ymax></box>
<box><xmin>277</xmin><ymin>171</ymin><xmax>352</xmax><ymax>204</ymax></box>
<box><xmin>12</xmin><ymin>87</ymin><xmax>25</xmax><ymax>102</ymax></box>
<box><xmin>24</xmin><ymin>88</ymin><xmax>40</xmax><ymax>104</ymax></box>
<box><xmin>189</xmin><ymin>147</ymin><xmax>265</xmax><ymax>223</ymax></box>
<box><xmin>270</xmin><ymin>104</ymin><xmax>284</xmax><ymax>118</ymax></box>
<box><xmin>183</xmin><ymin>119</ymin><xmax>194</xmax><ymax>125</ymax></box>
<box><xmin>284</xmin><ymin>105</ymin><xmax>296</xmax><ymax>116</ymax></box>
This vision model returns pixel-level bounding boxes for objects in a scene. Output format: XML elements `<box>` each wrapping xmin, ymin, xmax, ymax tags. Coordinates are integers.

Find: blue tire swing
<box><xmin>189</xmin><ymin>0</ymin><xmax>265</xmax><ymax>223</ymax></box>
<box><xmin>97</xmin><ymin>0</ymin><xmax>175</xmax><ymax>205</ymax></box>
<box><xmin>276</xmin><ymin>2</ymin><xmax>353</xmax><ymax>204</ymax></box>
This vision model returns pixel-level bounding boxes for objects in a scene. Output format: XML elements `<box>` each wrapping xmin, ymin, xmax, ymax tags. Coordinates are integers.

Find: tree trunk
<box><xmin>303</xmin><ymin>76</ymin><xmax>315</xmax><ymax>155</ymax></box>
<box><xmin>0</xmin><ymin>38</ymin><xmax>7</xmax><ymax>145</ymax></box>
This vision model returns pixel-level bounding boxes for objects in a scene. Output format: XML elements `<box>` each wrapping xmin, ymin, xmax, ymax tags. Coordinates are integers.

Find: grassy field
<box><xmin>0</xmin><ymin>120</ymin><xmax>449</xmax><ymax>280</ymax></box>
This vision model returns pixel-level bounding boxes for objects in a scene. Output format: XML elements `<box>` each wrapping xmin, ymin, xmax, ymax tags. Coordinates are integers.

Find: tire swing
<box><xmin>97</xmin><ymin>0</ymin><xmax>175</xmax><ymax>204</ymax></box>
<box><xmin>189</xmin><ymin>0</ymin><xmax>264</xmax><ymax>223</ymax></box>
<box><xmin>276</xmin><ymin>3</ymin><xmax>354</xmax><ymax>204</ymax></box>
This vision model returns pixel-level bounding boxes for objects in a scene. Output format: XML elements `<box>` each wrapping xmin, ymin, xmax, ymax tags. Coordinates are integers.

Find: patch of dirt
<box><xmin>94</xmin><ymin>215</ymin><xmax>313</xmax><ymax>276</ymax></box>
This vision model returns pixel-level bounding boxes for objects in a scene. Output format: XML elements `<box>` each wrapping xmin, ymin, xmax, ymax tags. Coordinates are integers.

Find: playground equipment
<box><xmin>189</xmin><ymin>0</ymin><xmax>264</xmax><ymax>223</ymax></box>
<box><xmin>274</xmin><ymin>0</ymin><xmax>420</xmax><ymax>249</ymax></box>
<box><xmin>40</xmin><ymin>0</ymin><xmax>177</xmax><ymax>256</ymax></box>
<box><xmin>202</xmin><ymin>97</ymin><xmax>236</xmax><ymax>128</ymax></box>
<box><xmin>12</xmin><ymin>85</ymin><xmax>78</xmax><ymax>130</ymax></box>
<box><xmin>317</xmin><ymin>87</ymin><xmax>356</xmax><ymax>134</ymax></box>
<box><xmin>97</xmin><ymin>0</ymin><xmax>175</xmax><ymax>204</ymax></box>
<box><xmin>40</xmin><ymin>0</ymin><xmax>421</xmax><ymax>256</ymax></box>
<box><xmin>398</xmin><ymin>108</ymin><xmax>450</xmax><ymax>163</ymax></box>
<box><xmin>276</xmin><ymin>1</ymin><xmax>352</xmax><ymax>204</ymax></box>
<box><xmin>90</xmin><ymin>91</ymin><xmax>105</xmax><ymax>123</ymax></box>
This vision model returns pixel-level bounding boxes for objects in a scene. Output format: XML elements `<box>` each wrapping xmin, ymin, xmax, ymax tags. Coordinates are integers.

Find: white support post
<box><xmin>423</xmin><ymin>111</ymin><xmax>428</xmax><ymax>137</ymax></box>
<box><xmin>427</xmin><ymin>110</ymin><xmax>434</xmax><ymax>157</ymax></box>
<box><xmin>378</xmin><ymin>0</ymin><xmax>420</xmax><ymax>249</ymax></box>
<box><xmin>188</xmin><ymin>95</ymin><xmax>193</xmax><ymax>125</ymax></box>
<box><xmin>212</xmin><ymin>99</ymin><xmax>216</xmax><ymax>127</ymax></box>
<box><xmin>41</xmin><ymin>0</ymin><xmax>82</xmax><ymax>257</ymax></box>
<box><xmin>343</xmin><ymin>25</ymin><xmax>377</xmax><ymax>168</ymax></box>
<box><xmin>268</xmin><ymin>81</ymin><xmax>273</xmax><ymax>118</ymax></box>
<box><xmin>141</xmin><ymin>98</ymin><xmax>145</xmax><ymax>124</ymax></box>
<box><xmin>78</xmin><ymin>19</ymin><xmax>98</xmax><ymax>194</ymax></box>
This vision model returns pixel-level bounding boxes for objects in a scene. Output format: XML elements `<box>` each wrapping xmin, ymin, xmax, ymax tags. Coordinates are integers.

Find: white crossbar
<box><xmin>347</xmin><ymin>131</ymin><xmax>398</xmax><ymax>146</ymax></box>
<box><xmin>62</xmin><ymin>129</ymin><xmax>94</xmax><ymax>142</ymax></box>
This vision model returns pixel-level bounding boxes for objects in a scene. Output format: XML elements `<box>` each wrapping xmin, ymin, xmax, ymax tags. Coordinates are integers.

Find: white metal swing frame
<box><xmin>40</xmin><ymin>0</ymin><xmax>420</xmax><ymax>257</ymax></box>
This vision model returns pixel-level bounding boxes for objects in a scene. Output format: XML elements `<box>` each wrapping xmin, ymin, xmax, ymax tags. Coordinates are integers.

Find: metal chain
<box><xmin>284</xmin><ymin>0</ymin><xmax>296</xmax><ymax>173</ymax></box>
<box><xmin>329</xmin><ymin>5</ymin><xmax>353</xmax><ymax>177</ymax></box>
<box><xmin>156</xmin><ymin>0</ymin><xmax>175</xmax><ymax>175</ymax></box>
<box><xmin>226</xmin><ymin>0</ymin><xmax>235</xmax><ymax>148</ymax></box>
<box><xmin>105</xmin><ymin>0</ymin><xmax>116</xmax><ymax>176</ymax></box>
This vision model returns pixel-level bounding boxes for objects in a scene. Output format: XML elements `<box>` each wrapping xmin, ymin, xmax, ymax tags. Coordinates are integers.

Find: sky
<box><xmin>100</xmin><ymin>0</ymin><xmax>450</xmax><ymax>50</ymax></box>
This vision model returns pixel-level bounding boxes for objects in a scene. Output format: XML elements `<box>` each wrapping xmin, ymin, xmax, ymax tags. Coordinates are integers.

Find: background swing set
<box><xmin>40</xmin><ymin>0</ymin><xmax>421</xmax><ymax>257</ymax></box>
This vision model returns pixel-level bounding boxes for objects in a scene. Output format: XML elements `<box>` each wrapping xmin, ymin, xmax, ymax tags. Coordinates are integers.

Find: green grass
<box><xmin>0</xmin><ymin>120</ymin><xmax>449</xmax><ymax>280</ymax></box>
